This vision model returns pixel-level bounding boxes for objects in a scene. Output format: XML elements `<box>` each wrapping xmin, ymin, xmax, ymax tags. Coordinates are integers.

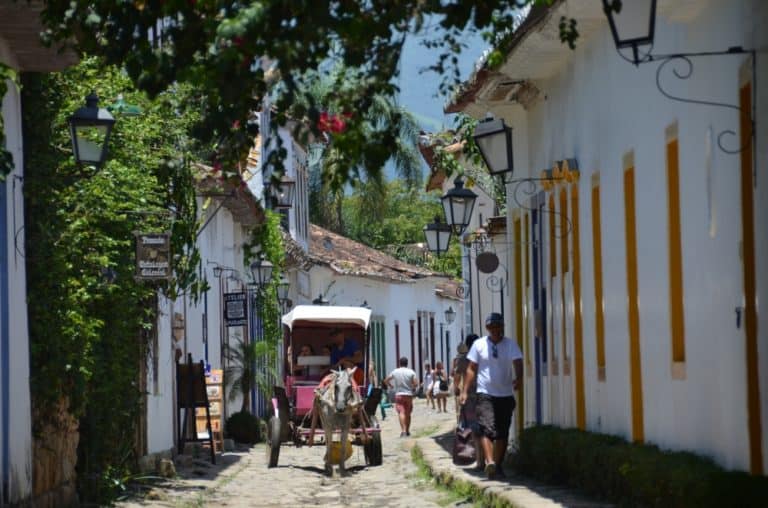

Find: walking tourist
<box><xmin>432</xmin><ymin>361</ymin><xmax>450</xmax><ymax>413</ymax></box>
<box><xmin>422</xmin><ymin>363</ymin><xmax>435</xmax><ymax>409</ymax></box>
<box><xmin>459</xmin><ymin>313</ymin><xmax>523</xmax><ymax>479</ymax></box>
<box><xmin>453</xmin><ymin>333</ymin><xmax>483</xmax><ymax>469</ymax></box>
<box><xmin>383</xmin><ymin>357</ymin><xmax>418</xmax><ymax>437</ymax></box>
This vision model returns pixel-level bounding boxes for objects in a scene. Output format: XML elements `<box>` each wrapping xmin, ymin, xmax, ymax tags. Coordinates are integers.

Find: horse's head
<box><xmin>333</xmin><ymin>368</ymin><xmax>355</xmax><ymax>413</ymax></box>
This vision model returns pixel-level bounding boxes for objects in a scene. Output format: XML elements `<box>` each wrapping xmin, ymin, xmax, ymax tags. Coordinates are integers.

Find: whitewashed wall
<box><xmin>0</xmin><ymin>47</ymin><xmax>32</xmax><ymax>502</ymax></box>
<box><xmin>308</xmin><ymin>265</ymin><xmax>459</xmax><ymax>378</ymax></box>
<box><xmin>503</xmin><ymin>0</ymin><xmax>767</xmax><ymax>473</ymax></box>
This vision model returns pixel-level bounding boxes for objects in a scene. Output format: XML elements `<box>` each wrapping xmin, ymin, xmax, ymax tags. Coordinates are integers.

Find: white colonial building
<box><xmin>448</xmin><ymin>0</ymin><xmax>768</xmax><ymax>475</ymax></box>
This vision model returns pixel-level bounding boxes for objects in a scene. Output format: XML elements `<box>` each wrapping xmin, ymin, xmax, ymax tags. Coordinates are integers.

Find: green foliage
<box><xmin>513</xmin><ymin>425</ymin><xmax>768</xmax><ymax>508</ymax></box>
<box><xmin>224</xmin><ymin>411</ymin><xmax>261</xmax><ymax>444</ymax></box>
<box><xmin>22</xmin><ymin>57</ymin><xmax>206</xmax><ymax>504</ymax></box>
<box><xmin>36</xmin><ymin>1</ymin><xmax>578</xmax><ymax>192</ymax></box>
<box><xmin>241</xmin><ymin>210</ymin><xmax>284</xmax><ymax>401</ymax></box>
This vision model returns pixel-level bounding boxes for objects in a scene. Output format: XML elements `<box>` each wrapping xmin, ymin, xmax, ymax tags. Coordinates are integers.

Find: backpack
<box><xmin>438</xmin><ymin>375</ymin><xmax>448</xmax><ymax>392</ymax></box>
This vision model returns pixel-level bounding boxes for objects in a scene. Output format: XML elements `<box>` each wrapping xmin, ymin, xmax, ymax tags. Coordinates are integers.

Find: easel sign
<box><xmin>176</xmin><ymin>354</ymin><xmax>216</xmax><ymax>463</ymax></box>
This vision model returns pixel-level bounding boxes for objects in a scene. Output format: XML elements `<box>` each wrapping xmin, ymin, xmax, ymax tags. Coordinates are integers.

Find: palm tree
<box><xmin>223</xmin><ymin>338</ymin><xmax>276</xmax><ymax>414</ymax></box>
<box><xmin>295</xmin><ymin>65</ymin><xmax>422</xmax><ymax>235</ymax></box>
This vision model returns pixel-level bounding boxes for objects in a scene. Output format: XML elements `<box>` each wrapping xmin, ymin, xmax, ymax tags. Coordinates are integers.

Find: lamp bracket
<box><xmin>507</xmin><ymin>176</ymin><xmax>572</xmax><ymax>239</ymax></box>
<box><xmin>625</xmin><ymin>47</ymin><xmax>756</xmax><ymax>155</ymax></box>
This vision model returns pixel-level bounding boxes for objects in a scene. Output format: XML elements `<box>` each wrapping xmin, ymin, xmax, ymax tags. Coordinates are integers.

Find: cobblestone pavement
<box><xmin>119</xmin><ymin>398</ymin><xmax>612</xmax><ymax>508</ymax></box>
<box><xmin>118</xmin><ymin>400</ymin><xmax>470</xmax><ymax>508</ymax></box>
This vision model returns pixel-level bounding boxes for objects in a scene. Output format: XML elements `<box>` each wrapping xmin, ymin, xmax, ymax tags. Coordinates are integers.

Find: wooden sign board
<box><xmin>196</xmin><ymin>369</ymin><xmax>224</xmax><ymax>452</ymax></box>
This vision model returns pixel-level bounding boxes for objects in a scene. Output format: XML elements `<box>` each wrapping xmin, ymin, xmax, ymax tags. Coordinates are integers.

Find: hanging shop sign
<box><xmin>224</xmin><ymin>291</ymin><xmax>248</xmax><ymax>327</ymax></box>
<box><xmin>135</xmin><ymin>232</ymin><xmax>172</xmax><ymax>280</ymax></box>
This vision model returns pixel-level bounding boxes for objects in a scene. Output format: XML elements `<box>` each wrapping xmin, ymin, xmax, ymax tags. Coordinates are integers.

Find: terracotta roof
<box><xmin>282</xmin><ymin>229</ymin><xmax>313</xmax><ymax>271</ymax></box>
<box><xmin>434</xmin><ymin>279</ymin><xmax>462</xmax><ymax>302</ymax></box>
<box><xmin>309</xmin><ymin>224</ymin><xmax>440</xmax><ymax>283</ymax></box>
<box><xmin>194</xmin><ymin>163</ymin><xmax>264</xmax><ymax>227</ymax></box>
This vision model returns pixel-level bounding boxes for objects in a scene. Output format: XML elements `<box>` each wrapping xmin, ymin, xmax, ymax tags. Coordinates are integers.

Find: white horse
<box><xmin>313</xmin><ymin>368</ymin><xmax>361</xmax><ymax>477</ymax></box>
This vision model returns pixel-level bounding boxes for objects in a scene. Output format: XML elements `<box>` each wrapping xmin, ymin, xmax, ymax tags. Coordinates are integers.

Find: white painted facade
<box><xmin>453</xmin><ymin>0</ymin><xmax>768</xmax><ymax>474</ymax></box>
<box><xmin>308</xmin><ymin>264</ymin><xmax>460</xmax><ymax>381</ymax></box>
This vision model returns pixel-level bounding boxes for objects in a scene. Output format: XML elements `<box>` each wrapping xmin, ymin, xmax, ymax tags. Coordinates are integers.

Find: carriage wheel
<box><xmin>364</xmin><ymin>432</ymin><xmax>383</xmax><ymax>466</ymax></box>
<box><xmin>266</xmin><ymin>415</ymin><xmax>281</xmax><ymax>468</ymax></box>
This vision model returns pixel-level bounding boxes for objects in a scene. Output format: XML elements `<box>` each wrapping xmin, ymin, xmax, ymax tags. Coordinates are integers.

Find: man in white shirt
<box><xmin>384</xmin><ymin>357</ymin><xmax>418</xmax><ymax>437</ymax></box>
<box><xmin>459</xmin><ymin>312</ymin><xmax>523</xmax><ymax>479</ymax></box>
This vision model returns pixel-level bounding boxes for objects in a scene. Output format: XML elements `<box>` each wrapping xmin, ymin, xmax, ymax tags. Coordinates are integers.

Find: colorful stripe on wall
<box><xmin>572</xmin><ymin>183</ymin><xmax>585</xmax><ymax>429</ymax></box>
<box><xmin>739</xmin><ymin>74</ymin><xmax>763</xmax><ymax>475</ymax></box>
<box><xmin>591</xmin><ymin>173</ymin><xmax>606</xmax><ymax>382</ymax></box>
<box><xmin>624</xmin><ymin>153</ymin><xmax>644</xmax><ymax>443</ymax></box>
<box><xmin>665</xmin><ymin>123</ymin><xmax>686</xmax><ymax>378</ymax></box>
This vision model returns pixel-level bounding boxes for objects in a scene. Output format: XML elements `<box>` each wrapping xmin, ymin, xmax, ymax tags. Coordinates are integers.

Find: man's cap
<box><xmin>485</xmin><ymin>312</ymin><xmax>504</xmax><ymax>326</ymax></box>
<box><xmin>457</xmin><ymin>343</ymin><xmax>469</xmax><ymax>354</ymax></box>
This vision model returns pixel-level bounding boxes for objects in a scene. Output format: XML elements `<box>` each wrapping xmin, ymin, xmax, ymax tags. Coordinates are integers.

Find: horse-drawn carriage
<box><xmin>265</xmin><ymin>305</ymin><xmax>383</xmax><ymax>473</ymax></box>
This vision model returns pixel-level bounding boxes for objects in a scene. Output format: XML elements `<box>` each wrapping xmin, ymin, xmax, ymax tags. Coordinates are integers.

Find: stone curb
<box><xmin>412</xmin><ymin>419</ymin><xmax>613</xmax><ymax>508</ymax></box>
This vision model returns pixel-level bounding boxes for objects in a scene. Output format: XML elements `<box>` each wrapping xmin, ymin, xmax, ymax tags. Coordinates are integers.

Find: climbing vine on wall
<box><xmin>22</xmin><ymin>57</ymin><xmax>209</xmax><ymax>503</ymax></box>
<box><xmin>244</xmin><ymin>210</ymin><xmax>285</xmax><ymax>397</ymax></box>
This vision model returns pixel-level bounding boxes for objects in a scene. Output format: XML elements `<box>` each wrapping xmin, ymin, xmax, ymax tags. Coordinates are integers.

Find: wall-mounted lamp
<box><xmin>441</xmin><ymin>176</ymin><xmax>478</xmax><ymax>237</ymax></box>
<box><xmin>472</xmin><ymin>115</ymin><xmax>514</xmax><ymax>179</ymax></box>
<box><xmin>249</xmin><ymin>256</ymin><xmax>274</xmax><ymax>287</ymax></box>
<box><xmin>423</xmin><ymin>215</ymin><xmax>452</xmax><ymax>257</ymax></box>
<box><xmin>444</xmin><ymin>306</ymin><xmax>456</xmax><ymax>325</ymax></box>
<box><xmin>602</xmin><ymin>0</ymin><xmax>755</xmax><ymax>154</ymax></box>
<box><xmin>269</xmin><ymin>173</ymin><xmax>296</xmax><ymax>209</ymax></box>
<box><xmin>68</xmin><ymin>92</ymin><xmax>116</xmax><ymax>169</ymax></box>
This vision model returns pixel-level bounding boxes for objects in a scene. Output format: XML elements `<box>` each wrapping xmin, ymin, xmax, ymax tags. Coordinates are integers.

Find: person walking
<box><xmin>432</xmin><ymin>361</ymin><xmax>450</xmax><ymax>413</ymax></box>
<box><xmin>384</xmin><ymin>357</ymin><xmax>418</xmax><ymax>437</ymax></box>
<box><xmin>422</xmin><ymin>363</ymin><xmax>435</xmax><ymax>410</ymax></box>
<box><xmin>459</xmin><ymin>313</ymin><xmax>523</xmax><ymax>479</ymax></box>
<box><xmin>453</xmin><ymin>333</ymin><xmax>483</xmax><ymax>469</ymax></box>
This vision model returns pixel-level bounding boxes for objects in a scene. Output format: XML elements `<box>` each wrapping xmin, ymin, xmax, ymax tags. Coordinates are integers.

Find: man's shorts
<box><xmin>394</xmin><ymin>394</ymin><xmax>413</xmax><ymax>414</ymax></box>
<box><xmin>475</xmin><ymin>394</ymin><xmax>516</xmax><ymax>440</ymax></box>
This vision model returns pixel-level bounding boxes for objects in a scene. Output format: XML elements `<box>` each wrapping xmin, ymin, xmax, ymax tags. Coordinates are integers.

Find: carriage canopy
<box><xmin>281</xmin><ymin>305</ymin><xmax>372</xmax><ymax>331</ymax></box>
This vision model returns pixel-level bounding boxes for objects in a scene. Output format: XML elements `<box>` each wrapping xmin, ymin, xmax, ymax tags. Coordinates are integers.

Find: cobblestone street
<box><xmin>118</xmin><ymin>400</ymin><xmax>465</xmax><ymax>507</ymax></box>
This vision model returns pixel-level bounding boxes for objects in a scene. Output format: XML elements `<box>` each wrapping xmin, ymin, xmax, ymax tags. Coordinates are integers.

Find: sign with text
<box><xmin>135</xmin><ymin>232</ymin><xmax>171</xmax><ymax>280</ymax></box>
<box><xmin>224</xmin><ymin>292</ymin><xmax>248</xmax><ymax>327</ymax></box>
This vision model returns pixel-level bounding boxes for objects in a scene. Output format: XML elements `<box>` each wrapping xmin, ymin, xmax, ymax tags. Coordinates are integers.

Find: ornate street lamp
<box><xmin>441</xmin><ymin>176</ymin><xmax>477</xmax><ymax>236</ymax></box>
<box><xmin>277</xmin><ymin>275</ymin><xmax>290</xmax><ymax>302</ymax></box>
<box><xmin>68</xmin><ymin>92</ymin><xmax>116</xmax><ymax>168</ymax></box>
<box><xmin>602</xmin><ymin>0</ymin><xmax>657</xmax><ymax>66</ymax></box>
<box><xmin>423</xmin><ymin>215</ymin><xmax>452</xmax><ymax>257</ymax></box>
<box><xmin>472</xmin><ymin>115</ymin><xmax>513</xmax><ymax>178</ymax></box>
<box><xmin>444</xmin><ymin>306</ymin><xmax>456</xmax><ymax>325</ymax></box>
<box><xmin>270</xmin><ymin>173</ymin><xmax>296</xmax><ymax>209</ymax></box>
<box><xmin>212</xmin><ymin>266</ymin><xmax>223</xmax><ymax>278</ymax></box>
<box><xmin>249</xmin><ymin>257</ymin><xmax>274</xmax><ymax>287</ymax></box>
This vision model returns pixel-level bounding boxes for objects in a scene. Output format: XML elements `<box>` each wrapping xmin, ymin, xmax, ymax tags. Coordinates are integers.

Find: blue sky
<box><xmin>388</xmin><ymin>26</ymin><xmax>487</xmax><ymax>181</ymax></box>
<box><xmin>396</xmin><ymin>27</ymin><xmax>488</xmax><ymax>133</ymax></box>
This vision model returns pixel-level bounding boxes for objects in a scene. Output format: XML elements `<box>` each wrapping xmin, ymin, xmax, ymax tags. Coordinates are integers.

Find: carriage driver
<box><xmin>328</xmin><ymin>327</ymin><xmax>365</xmax><ymax>385</ymax></box>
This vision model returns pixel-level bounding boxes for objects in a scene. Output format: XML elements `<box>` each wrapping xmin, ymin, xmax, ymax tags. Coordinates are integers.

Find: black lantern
<box><xmin>271</xmin><ymin>173</ymin><xmax>296</xmax><ymax>209</ymax></box>
<box><xmin>312</xmin><ymin>294</ymin><xmax>330</xmax><ymax>306</ymax></box>
<box><xmin>602</xmin><ymin>0</ymin><xmax>657</xmax><ymax>66</ymax></box>
<box><xmin>277</xmin><ymin>275</ymin><xmax>290</xmax><ymax>302</ymax></box>
<box><xmin>68</xmin><ymin>92</ymin><xmax>116</xmax><ymax>168</ymax></box>
<box><xmin>360</xmin><ymin>300</ymin><xmax>371</xmax><ymax>309</ymax></box>
<box><xmin>444</xmin><ymin>306</ymin><xmax>456</xmax><ymax>325</ymax></box>
<box><xmin>212</xmin><ymin>266</ymin><xmax>223</xmax><ymax>278</ymax></box>
<box><xmin>249</xmin><ymin>257</ymin><xmax>274</xmax><ymax>287</ymax></box>
<box><xmin>472</xmin><ymin>116</ymin><xmax>513</xmax><ymax>178</ymax></box>
<box><xmin>423</xmin><ymin>215</ymin><xmax>452</xmax><ymax>257</ymax></box>
<box><xmin>441</xmin><ymin>176</ymin><xmax>477</xmax><ymax>236</ymax></box>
